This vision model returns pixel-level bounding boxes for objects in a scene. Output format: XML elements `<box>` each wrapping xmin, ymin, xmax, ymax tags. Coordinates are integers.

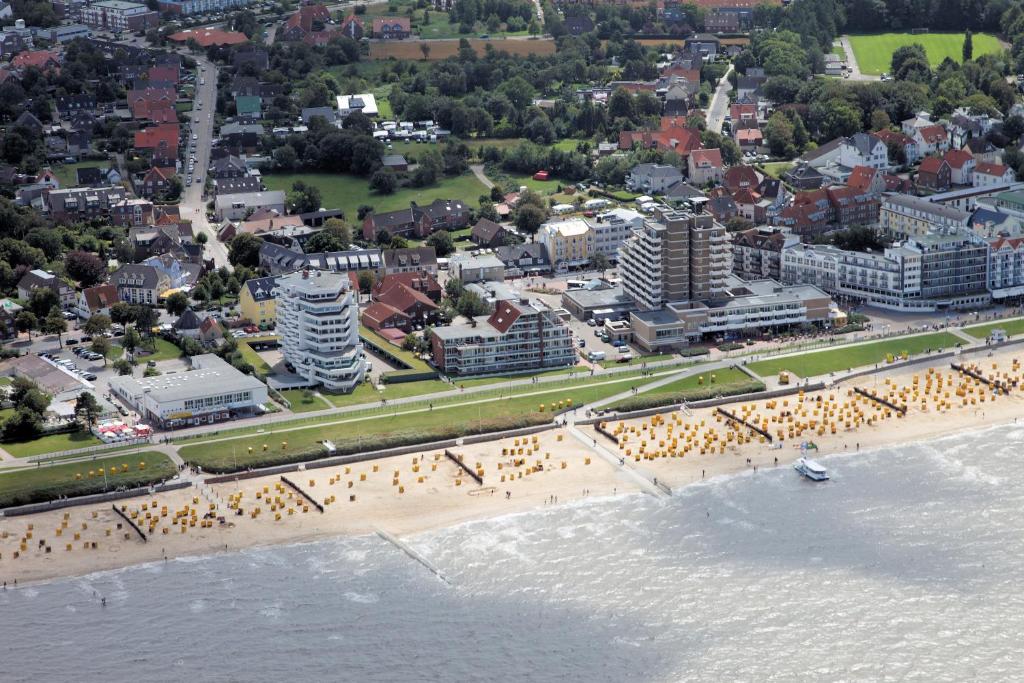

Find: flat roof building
<box><xmin>108</xmin><ymin>354</ymin><xmax>268</xmax><ymax>429</ymax></box>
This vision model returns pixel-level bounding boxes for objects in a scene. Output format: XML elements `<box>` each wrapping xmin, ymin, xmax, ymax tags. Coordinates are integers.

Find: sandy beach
<box><xmin>3</xmin><ymin>347</ymin><xmax>1023</xmax><ymax>586</ymax></box>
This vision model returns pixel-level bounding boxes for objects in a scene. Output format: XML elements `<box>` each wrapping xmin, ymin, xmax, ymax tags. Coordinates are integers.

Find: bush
<box><xmin>717</xmin><ymin>342</ymin><xmax>744</xmax><ymax>352</ymax></box>
<box><xmin>678</xmin><ymin>347</ymin><xmax>710</xmax><ymax>357</ymax></box>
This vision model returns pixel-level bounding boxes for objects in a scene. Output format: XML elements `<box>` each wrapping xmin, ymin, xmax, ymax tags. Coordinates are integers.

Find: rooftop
<box><xmin>108</xmin><ymin>355</ymin><xmax>264</xmax><ymax>403</ymax></box>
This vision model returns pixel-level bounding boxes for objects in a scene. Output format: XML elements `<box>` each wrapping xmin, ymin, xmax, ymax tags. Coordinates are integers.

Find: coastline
<box><xmin>3</xmin><ymin>347</ymin><xmax>1024</xmax><ymax>586</ymax></box>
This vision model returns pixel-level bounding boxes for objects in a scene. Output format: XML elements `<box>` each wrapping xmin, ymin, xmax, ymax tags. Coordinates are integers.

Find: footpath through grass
<box><xmin>847</xmin><ymin>32</ymin><xmax>1001</xmax><ymax>75</ymax></box>
<box><xmin>178</xmin><ymin>372</ymin><xmax>660</xmax><ymax>472</ymax></box>
<box><xmin>746</xmin><ymin>332</ymin><xmax>962</xmax><ymax>379</ymax></box>
<box><xmin>607</xmin><ymin>367</ymin><xmax>763</xmax><ymax>412</ymax></box>
<box><xmin>0</xmin><ymin>452</ymin><xmax>176</xmax><ymax>508</ymax></box>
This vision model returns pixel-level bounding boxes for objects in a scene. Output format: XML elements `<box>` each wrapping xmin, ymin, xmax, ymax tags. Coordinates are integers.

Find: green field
<box><xmin>0</xmin><ymin>452</ymin><xmax>175</xmax><ymax>508</ymax></box>
<box><xmin>747</xmin><ymin>332</ymin><xmax>962</xmax><ymax>378</ymax></box>
<box><xmin>3</xmin><ymin>430</ymin><xmax>104</xmax><ymax>458</ymax></box>
<box><xmin>847</xmin><ymin>32</ymin><xmax>1002</xmax><ymax>75</ymax></box>
<box><xmin>263</xmin><ymin>172</ymin><xmax>488</xmax><ymax>223</ymax></box>
<box><xmin>277</xmin><ymin>388</ymin><xmax>332</xmax><ymax>413</ymax></box>
<box><xmin>760</xmin><ymin>162</ymin><xmax>794</xmax><ymax>179</ymax></box>
<box><xmin>962</xmin><ymin>317</ymin><xmax>1024</xmax><ymax>339</ymax></box>
<box><xmin>178</xmin><ymin>373</ymin><xmax>655</xmax><ymax>471</ymax></box>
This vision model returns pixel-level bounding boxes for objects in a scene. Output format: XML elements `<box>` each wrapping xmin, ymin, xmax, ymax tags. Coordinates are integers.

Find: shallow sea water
<box><xmin>4</xmin><ymin>424</ymin><xmax>1024</xmax><ymax>682</ymax></box>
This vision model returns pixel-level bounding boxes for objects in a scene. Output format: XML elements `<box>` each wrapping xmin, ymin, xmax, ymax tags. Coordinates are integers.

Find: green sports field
<box><xmin>847</xmin><ymin>32</ymin><xmax>1002</xmax><ymax>75</ymax></box>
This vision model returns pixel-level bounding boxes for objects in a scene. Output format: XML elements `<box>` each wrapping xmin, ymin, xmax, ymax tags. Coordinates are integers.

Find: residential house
<box><xmin>56</xmin><ymin>93</ymin><xmax>97</xmax><ymax>118</ymax></box>
<box><xmin>371</xmin><ymin>271</ymin><xmax>442</xmax><ymax>303</ymax></box>
<box><xmin>361</xmin><ymin>199</ymin><xmax>469</xmax><ymax>241</ymax></box>
<box><xmin>901</xmin><ymin>111</ymin><xmax>934</xmax><ymax>137</ymax></box>
<box><xmin>208</xmin><ymin>155</ymin><xmax>248</xmax><ymax>179</ymax></box>
<box><xmin>538</xmin><ymin>218</ymin><xmax>591</xmax><ymax>270</ymax></box>
<box><xmin>734</xmin><ymin>122</ymin><xmax>763</xmax><ymax>151</ymax></box>
<box><xmin>450</xmin><ymin>252</ymin><xmax>506</xmax><ymax>283</ymax></box>
<box><xmin>134</xmin><ymin>166</ymin><xmax>176</xmax><ymax>198</ymax></box>
<box><xmin>239</xmin><ymin>276</ymin><xmax>278</xmax><ymax>327</ymax></box>
<box><xmin>339</xmin><ymin>14</ymin><xmax>363</xmax><ymax>39</ymax></box>
<box><xmin>784</xmin><ymin>163</ymin><xmax>826</xmax><ymax>190</ymax></box>
<box><xmin>687</xmin><ymin>148</ymin><xmax>724</xmax><ymax>186</ymax></box>
<box><xmin>732</xmin><ymin>226</ymin><xmax>799</xmax><ymax>281</ymax></box>
<box><xmin>198</xmin><ymin>317</ymin><xmax>223</xmax><ymax>344</ymax></box>
<box><xmin>133</xmin><ymin>123</ymin><xmax>179</xmax><ymax>164</ymax></box>
<box><xmin>372</xmin><ymin>17</ymin><xmax>410</xmax><ymax>39</ymax></box>
<box><xmin>845</xmin><ymin>165</ymin><xmax>885</xmax><ymax>196</ymax></box>
<box><xmin>111</xmin><ymin>264</ymin><xmax>170</xmax><ymax>306</ymax></box>
<box><xmin>360</xmin><ymin>301</ymin><xmax>412</xmax><ymax>333</ymax></box>
<box><xmin>11</xmin><ymin>49</ymin><xmax>60</xmax><ymax>73</ymax></box>
<box><xmin>626</xmin><ymin>163</ymin><xmax>684</xmax><ymax>193</ymax></box>
<box><xmin>974</xmin><ymin>162</ymin><xmax>1016</xmax><ymax>188</ymax></box>
<box><xmin>962</xmin><ymin>138</ymin><xmax>1002</xmax><ymax>165</ymax></box>
<box><xmin>13</xmin><ymin>111</ymin><xmax>44</xmax><ymax>137</ymax></box>
<box><xmin>173</xmin><ymin>308</ymin><xmax>203</xmax><ymax>338</ymax></box>
<box><xmin>495</xmin><ymin>242</ymin><xmax>551</xmax><ymax>277</ymax></box>
<box><xmin>212</xmin><ymin>176</ymin><xmax>262</xmax><ymax>197</ymax></box>
<box><xmin>17</xmin><ymin>269</ymin><xmax>75</xmax><ymax>309</ymax></box>
<box><xmin>913</xmin><ymin>124</ymin><xmax>949</xmax><ymax>156</ymax></box>
<box><xmin>234</xmin><ymin>95</ymin><xmax>262</xmax><ymax>119</ymax></box>
<box><xmin>799</xmin><ymin>137</ymin><xmax>844</xmax><ymax>169</ymax></box>
<box><xmin>141</xmin><ymin>253</ymin><xmax>201</xmax><ymax>289</ymax></box>
<box><xmin>874</xmin><ymin>128</ymin><xmax>920</xmax><ymax>164</ymax></box>
<box><xmin>838</xmin><ymin>132</ymin><xmax>889</xmax><ymax>171</ymax></box>
<box><xmin>380</xmin><ymin>154</ymin><xmax>408</xmax><ymax>172</ymax></box>
<box><xmin>723</xmin><ymin>165</ymin><xmax>761</xmax><ymax>192</ymax></box>
<box><xmin>470</xmin><ymin>218</ymin><xmax>512</xmax><ymax>248</ymax></box>
<box><xmin>943</xmin><ymin>149</ymin><xmax>975</xmax><ymax>186</ymax></box>
<box><xmin>232</xmin><ymin>45</ymin><xmax>269</xmax><ymax>72</ymax></box>
<box><xmin>367</xmin><ymin>277</ymin><xmax>440</xmax><ymax>329</ymax></box>
<box><xmin>281</xmin><ymin>4</ymin><xmax>332</xmax><ymax>41</ymax></box>
<box><xmin>707</xmin><ymin>194</ymin><xmax>738</xmax><ymax>222</ymax></box>
<box><xmin>44</xmin><ymin>186</ymin><xmax>129</xmax><ymax>225</ymax></box>
<box><xmin>76</xmin><ymin>167</ymin><xmax>120</xmax><ymax>189</ymax></box>
<box><xmin>381</xmin><ymin>247</ymin><xmax>438</xmax><ymax>276</ymax></box>
<box><xmin>917</xmin><ymin>156</ymin><xmax>951</xmax><ymax>192</ymax></box>
<box><xmin>76</xmin><ymin>284</ymin><xmax>119</xmax><ymax>320</ymax></box>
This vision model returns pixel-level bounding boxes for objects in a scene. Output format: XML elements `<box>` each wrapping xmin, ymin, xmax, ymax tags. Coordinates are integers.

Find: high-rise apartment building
<box><xmin>276</xmin><ymin>269</ymin><xmax>366</xmax><ymax>393</ymax></box>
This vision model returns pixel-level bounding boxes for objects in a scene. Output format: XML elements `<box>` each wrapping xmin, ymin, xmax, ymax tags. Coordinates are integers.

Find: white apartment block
<box><xmin>276</xmin><ymin>269</ymin><xmax>366</xmax><ymax>393</ymax></box>
<box><xmin>588</xmin><ymin>208</ymin><xmax>644</xmax><ymax>260</ymax></box>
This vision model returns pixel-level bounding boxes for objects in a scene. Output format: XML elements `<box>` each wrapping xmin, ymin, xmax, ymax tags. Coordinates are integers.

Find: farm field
<box><xmin>746</xmin><ymin>332</ymin><xmax>962</xmax><ymax>379</ymax></box>
<box><xmin>846</xmin><ymin>32</ymin><xmax>1002</xmax><ymax>75</ymax></box>
<box><xmin>263</xmin><ymin>172</ymin><xmax>488</xmax><ymax>223</ymax></box>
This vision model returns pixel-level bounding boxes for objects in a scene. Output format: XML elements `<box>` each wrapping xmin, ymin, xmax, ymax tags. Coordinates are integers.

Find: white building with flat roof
<box><xmin>588</xmin><ymin>208</ymin><xmax>643</xmax><ymax>259</ymax></box>
<box><xmin>277</xmin><ymin>269</ymin><xmax>366</xmax><ymax>393</ymax></box>
<box><xmin>108</xmin><ymin>354</ymin><xmax>268</xmax><ymax>429</ymax></box>
<box><xmin>336</xmin><ymin>93</ymin><xmax>378</xmax><ymax>118</ymax></box>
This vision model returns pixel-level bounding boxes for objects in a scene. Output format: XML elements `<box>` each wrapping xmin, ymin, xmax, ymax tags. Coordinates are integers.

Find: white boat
<box><xmin>794</xmin><ymin>457</ymin><xmax>828</xmax><ymax>481</ymax></box>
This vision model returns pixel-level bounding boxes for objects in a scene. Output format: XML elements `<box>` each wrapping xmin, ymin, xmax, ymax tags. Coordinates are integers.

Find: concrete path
<box><xmin>568</xmin><ymin>426</ymin><xmax>668</xmax><ymax>498</ymax></box>
<box><xmin>705</xmin><ymin>64</ymin><xmax>733</xmax><ymax>134</ymax></box>
<box><xmin>470</xmin><ymin>164</ymin><xmax>494</xmax><ymax>190</ymax></box>
<box><xmin>839</xmin><ymin>35</ymin><xmax>878</xmax><ymax>81</ymax></box>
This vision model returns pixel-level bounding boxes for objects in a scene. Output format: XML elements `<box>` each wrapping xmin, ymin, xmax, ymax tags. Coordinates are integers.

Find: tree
<box><xmin>28</xmin><ymin>287</ymin><xmax>59</xmax><ymax>319</ymax></box>
<box><xmin>112</xmin><ymin>359</ymin><xmax>134</xmax><ymax>376</ymax></box>
<box><xmin>90</xmin><ymin>336</ymin><xmax>112</xmax><ymax>366</ymax></box>
<box><xmin>22</xmin><ymin>388</ymin><xmax>50</xmax><ymax>415</ymax></box>
<box><xmin>74</xmin><ymin>392</ymin><xmax>101</xmax><ymax>427</ymax></box>
<box><xmin>41</xmin><ymin>307</ymin><xmax>67</xmax><ymax>347</ymax></box>
<box><xmin>370</xmin><ymin>169</ymin><xmax>397</xmax><ymax>194</ymax></box>
<box><xmin>65</xmin><ymin>250</ymin><xmax>107</xmax><ymax>287</ymax></box>
<box><xmin>444</xmin><ymin>276</ymin><xmax>463</xmax><ymax>302</ymax></box>
<box><xmin>133</xmin><ymin>306</ymin><xmax>159</xmax><ymax>334</ymax></box>
<box><xmin>121</xmin><ymin>325</ymin><xmax>141</xmax><ymax>358</ymax></box>
<box><xmin>515</xmin><ymin>205</ymin><xmax>546</xmax><ymax>235</ymax></box>
<box><xmin>420</xmin><ymin>42</ymin><xmax>431</xmax><ymax>60</ymax></box>
<box><xmin>891</xmin><ymin>44</ymin><xmax>927</xmax><ymax>77</ymax></box>
<box><xmin>356</xmin><ymin>270</ymin><xmax>376</xmax><ymax>295</ymax></box>
<box><xmin>963</xmin><ymin>30</ymin><xmax>973</xmax><ymax>62</ymax></box>
<box><xmin>456</xmin><ymin>290</ymin><xmax>490</xmax><ymax>318</ymax></box>
<box><xmin>590</xmin><ymin>252</ymin><xmax>610</xmax><ymax>275</ymax></box>
<box><xmin>425</xmin><ymin>230</ymin><xmax>455</xmax><ymax>257</ymax></box>
<box><xmin>14</xmin><ymin>310</ymin><xmax>37</xmax><ymax>339</ymax></box>
<box><xmin>83</xmin><ymin>314</ymin><xmax>111</xmax><ymax>337</ymax></box>
<box><xmin>764</xmin><ymin>111</ymin><xmax>797</xmax><ymax>157</ymax></box>
<box><xmin>165</xmin><ymin>291</ymin><xmax>190</xmax><ymax>316</ymax></box>
<box><xmin>109</xmin><ymin>301</ymin><xmax>134</xmax><ymax>325</ymax></box>
<box><xmin>196</xmin><ymin>232</ymin><xmax>209</xmax><ymax>246</ymax></box>
<box><xmin>228</xmin><ymin>233</ymin><xmax>263</xmax><ymax>268</ymax></box>
<box><xmin>287</xmin><ymin>180</ymin><xmax>323</xmax><ymax>214</ymax></box>
<box><xmin>179</xmin><ymin>336</ymin><xmax>203</xmax><ymax>357</ymax></box>
<box><xmin>1</xmin><ymin>408</ymin><xmax>42</xmax><ymax>441</ymax></box>
<box><xmin>870</xmin><ymin>109</ymin><xmax>891</xmax><ymax>132</ymax></box>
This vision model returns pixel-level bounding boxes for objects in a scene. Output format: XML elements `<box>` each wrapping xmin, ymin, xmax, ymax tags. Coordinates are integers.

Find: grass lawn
<box><xmin>323</xmin><ymin>378</ymin><xmax>452</xmax><ymax>408</ymax></box>
<box><xmin>278</xmin><ymin>388</ymin><xmax>331</xmax><ymax>413</ymax></box>
<box><xmin>178</xmin><ymin>372</ymin><xmax>655</xmax><ymax>471</ymax></box>
<box><xmin>135</xmin><ymin>338</ymin><xmax>182</xmax><ymax>362</ymax></box>
<box><xmin>3</xmin><ymin>430</ymin><xmax>104</xmax><ymax>458</ymax></box>
<box><xmin>962</xmin><ymin>317</ymin><xmax>1024</xmax><ymax>339</ymax></box>
<box><xmin>847</xmin><ymin>32</ymin><xmax>1002</xmax><ymax>75</ymax></box>
<box><xmin>503</xmin><ymin>174</ymin><xmax>562</xmax><ymax>194</ymax></box>
<box><xmin>52</xmin><ymin>161</ymin><xmax>103</xmax><ymax>188</ymax></box>
<box><xmin>263</xmin><ymin>172</ymin><xmax>488</xmax><ymax>222</ymax></box>
<box><xmin>761</xmin><ymin>161</ymin><xmax>794</xmax><ymax>179</ymax></box>
<box><xmin>0</xmin><ymin>407</ymin><xmax>14</xmax><ymax>425</ymax></box>
<box><xmin>746</xmin><ymin>332</ymin><xmax>962</xmax><ymax>379</ymax></box>
<box><xmin>0</xmin><ymin>452</ymin><xmax>175</xmax><ymax>508</ymax></box>
<box><xmin>456</xmin><ymin>364</ymin><xmax>592</xmax><ymax>388</ymax></box>
<box><xmin>238</xmin><ymin>341</ymin><xmax>272</xmax><ymax>377</ymax></box>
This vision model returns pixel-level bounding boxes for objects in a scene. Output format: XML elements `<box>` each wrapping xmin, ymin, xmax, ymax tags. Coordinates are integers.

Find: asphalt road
<box><xmin>178</xmin><ymin>54</ymin><xmax>230</xmax><ymax>269</ymax></box>
<box><xmin>705</xmin><ymin>64</ymin><xmax>733</xmax><ymax>134</ymax></box>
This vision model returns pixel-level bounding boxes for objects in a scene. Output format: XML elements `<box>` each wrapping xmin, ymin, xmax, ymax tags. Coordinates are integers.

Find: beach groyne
<box><xmin>853</xmin><ymin>387</ymin><xmax>907</xmax><ymax>415</ymax></box>
<box><xmin>112</xmin><ymin>503</ymin><xmax>147</xmax><ymax>542</ymax></box>
<box><xmin>280</xmin><ymin>476</ymin><xmax>324</xmax><ymax>513</ymax></box>
<box><xmin>716</xmin><ymin>408</ymin><xmax>774</xmax><ymax>442</ymax></box>
<box><xmin>376</xmin><ymin>528</ymin><xmax>451</xmax><ymax>585</ymax></box>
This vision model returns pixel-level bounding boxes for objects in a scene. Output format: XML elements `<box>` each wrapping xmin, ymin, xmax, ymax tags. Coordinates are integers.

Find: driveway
<box><xmin>470</xmin><ymin>164</ymin><xmax>494</xmax><ymax>189</ymax></box>
<box><xmin>705</xmin><ymin>64</ymin><xmax>733</xmax><ymax>134</ymax></box>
